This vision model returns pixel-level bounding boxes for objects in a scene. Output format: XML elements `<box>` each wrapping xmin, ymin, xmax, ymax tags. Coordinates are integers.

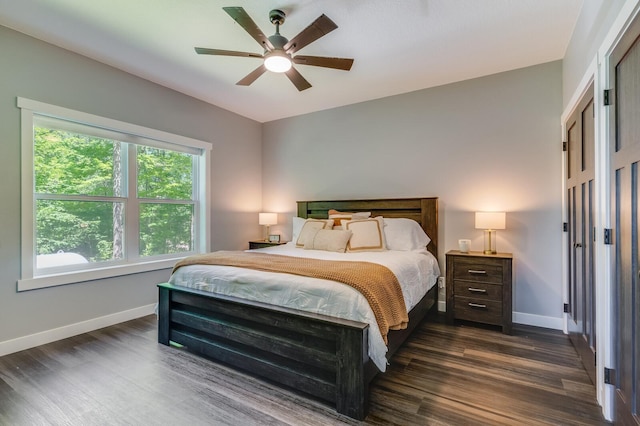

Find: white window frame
<box><xmin>17</xmin><ymin>97</ymin><xmax>211</xmax><ymax>291</ymax></box>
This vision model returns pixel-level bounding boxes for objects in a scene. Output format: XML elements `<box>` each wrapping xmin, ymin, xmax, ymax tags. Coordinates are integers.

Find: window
<box><xmin>18</xmin><ymin>98</ymin><xmax>211</xmax><ymax>290</ymax></box>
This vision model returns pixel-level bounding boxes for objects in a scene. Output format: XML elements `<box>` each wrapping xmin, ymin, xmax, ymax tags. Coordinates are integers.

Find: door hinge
<box><xmin>603</xmin><ymin>89</ymin><xmax>611</xmax><ymax>106</ymax></box>
<box><xmin>563</xmin><ymin>303</ymin><xmax>570</xmax><ymax>313</ymax></box>
<box><xmin>562</xmin><ymin>141</ymin><xmax>568</xmax><ymax>152</ymax></box>
<box><xmin>604</xmin><ymin>228</ymin><xmax>613</xmax><ymax>245</ymax></box>
<box><xmin>604</xmin><ymin>367</ymin><xmax>615</xmax><ymax>385</ymax></box>
<box><xmin>563</xmin><ymin>222</ymin><xmax>568</xmax><ymax>232</ymax></box>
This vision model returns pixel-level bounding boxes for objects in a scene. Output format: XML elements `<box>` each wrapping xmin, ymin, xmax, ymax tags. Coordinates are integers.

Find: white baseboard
<box><xmin>513</xmin><ymin>311</ymin><xmax>563</xmax><ymax>331</ymax></box>
<box><xmin>0</xmin><ymin>304</ymin><xmax>156</xmax><ymax>357</ymax></box>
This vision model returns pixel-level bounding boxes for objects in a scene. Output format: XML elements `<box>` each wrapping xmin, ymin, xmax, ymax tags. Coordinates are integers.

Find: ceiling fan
<box><xmin>195</xmin><ymin>7</ymin><xmax>354</xmax><ymax>91</ymax></box>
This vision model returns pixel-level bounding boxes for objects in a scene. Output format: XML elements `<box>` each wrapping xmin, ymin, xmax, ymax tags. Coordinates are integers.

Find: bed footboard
<box><xmin>157</xmin><ymin>282</ymin><xmax>371</xmax><ymax>420</ymax></box>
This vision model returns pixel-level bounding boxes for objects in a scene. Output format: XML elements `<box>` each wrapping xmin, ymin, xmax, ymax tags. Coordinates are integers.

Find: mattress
<box><xmin>168</xmin><ymin>242</ymin><xmax>440</xmax><ymax>371</ymax></box>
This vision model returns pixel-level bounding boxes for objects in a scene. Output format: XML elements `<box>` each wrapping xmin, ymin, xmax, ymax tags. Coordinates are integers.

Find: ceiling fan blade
<box><xmin>236</xmin><ymin>64</ymin><xmax>268</xmax><ymax>86</ymax></box>
<box><xmin>285</xmin><ymin>67</ymin><xmax>312</xmax><ymax>91</ymax></box>
<box><xmin>223</xmin><ymin>7</ymin><xmax>274</xmax><ymax>51</ymax></box>
<box><xmin>195</xmin><ymin>47</ymin><xmax>263</xmax><ymax>58</ymax></box>
<box><xmin>292</xmin><ymin>55</ymin><xmax>353</xmax><ymax>71</ymax></box>
<box><xmin>284</xmin><ymin>14</ymin><xmax>337</xmax><ymax>55</ymax></box>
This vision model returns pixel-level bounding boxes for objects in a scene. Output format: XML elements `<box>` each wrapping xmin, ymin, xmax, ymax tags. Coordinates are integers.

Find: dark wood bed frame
<box><xmin>157</xmin><ymin>197</ymin><xmax>438</xmax><ymax>420</ymax></box>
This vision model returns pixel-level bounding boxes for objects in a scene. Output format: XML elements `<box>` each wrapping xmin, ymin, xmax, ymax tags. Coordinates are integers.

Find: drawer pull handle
<box><xmin>468</xmin><ymin>269</ymin><xmax>487</xmax><ymax>275</ymax></box>
<box><xmin>468</xmin><ymin>303</ymin><xmax>487</xmax><ymax>309</ymax></box>
<box><xmin>468</xmin><ymin>287</ymin><xmax>487</xmax><ymax>293</ymax></box>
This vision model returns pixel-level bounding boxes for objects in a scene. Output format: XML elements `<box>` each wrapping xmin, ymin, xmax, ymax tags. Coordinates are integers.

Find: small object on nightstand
<box><xmin>445</xmin><ymin>250</ymin><xmax>513</xmax><ymax>334</ymax></box>
<box><xmin>249</xmin><ymin>240</ymin><xmax>286</xmax><ymax>250</ymax></box>
<box><xmin>268</xmin><ymin>234</ymin><xmax>280</xmax><ymax>243</ymax></box>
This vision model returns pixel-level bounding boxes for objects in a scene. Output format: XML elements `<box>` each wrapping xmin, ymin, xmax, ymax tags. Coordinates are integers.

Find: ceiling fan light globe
<box><xmin>264</xmin><ymin>52</ymin><xmax>292</xmax><ymax>73</ymax></box>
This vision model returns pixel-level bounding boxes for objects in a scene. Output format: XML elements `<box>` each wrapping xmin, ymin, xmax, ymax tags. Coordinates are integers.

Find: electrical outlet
<box><xmin>437</xmin><ymin>276</ymin><xmax>445</xmax><ymax>289</ymax></box>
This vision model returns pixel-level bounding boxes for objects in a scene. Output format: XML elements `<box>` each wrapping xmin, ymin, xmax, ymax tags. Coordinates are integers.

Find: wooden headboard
<box><xmin>297</xmin><ymin>197</ymin><xmax>438</xmax><ymax>257</ymax></box>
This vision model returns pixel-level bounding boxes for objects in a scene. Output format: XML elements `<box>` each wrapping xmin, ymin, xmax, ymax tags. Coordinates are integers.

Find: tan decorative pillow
<box><xmin>295</xmin><ymin>219</ymin><xmax>334</xmax><ymax>247</ymax></box>
<box><xmin>304</xmin><ymin>229</ymin><xmax>353</xmax><ymax>253</ymax></box>
<box><xmin>328</xmin><ymin>209</ymin><xmax>372</xmax><ymax>226</ymax></box>
<box><xmin>343</xmin><ymin>216</ymin><xmax>387</xmax><ymax>252</ymax></box>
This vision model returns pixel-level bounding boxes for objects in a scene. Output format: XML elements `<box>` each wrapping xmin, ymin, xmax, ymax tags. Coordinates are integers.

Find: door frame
<box><xmin>561</xmin><ymin>0</ymin><xmax>640</xmax><ymax>421</ymax></box>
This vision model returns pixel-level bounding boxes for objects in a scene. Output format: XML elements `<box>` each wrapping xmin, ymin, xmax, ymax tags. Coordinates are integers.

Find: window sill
<box><xmin>17</xmin><ymin>258</ymin><xmax>181</xmax><ymax>291</ymax></box>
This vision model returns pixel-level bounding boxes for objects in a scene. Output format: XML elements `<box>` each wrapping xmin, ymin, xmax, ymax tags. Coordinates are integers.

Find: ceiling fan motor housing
<box><xmin>268</xmin><ymin>34</ymin><xmax>288</xmax><ymax>50</ymax></box>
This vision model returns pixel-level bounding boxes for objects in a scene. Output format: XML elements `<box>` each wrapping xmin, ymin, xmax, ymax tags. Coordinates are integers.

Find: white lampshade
<box><xmin>259</xmin><ymin>212</ymin><xmax>278</xmax><ymax>226</ymax></box>
<box><xmin>475</xmin><ymin>212</ymin><xmax>506</xmax><ymax>230</ymax></box>
<box><xmin>264</xmin><ymin>50</ymin><xmax>292</xmax><ymax>73</ymax></box>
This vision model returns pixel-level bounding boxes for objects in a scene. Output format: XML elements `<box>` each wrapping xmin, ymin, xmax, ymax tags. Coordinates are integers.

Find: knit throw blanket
<box><xmin>172</xmin><ymin>251</ymin><xmax>409</xmax><ymax>343</ymax></box>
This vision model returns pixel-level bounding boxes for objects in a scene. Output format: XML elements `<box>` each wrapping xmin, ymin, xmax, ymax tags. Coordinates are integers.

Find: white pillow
<box><xmin>304</xmin><ymin>229</ymin><xmax>353</xmax><ymax>253</ymax></box>
<box><xmin>292</xmin><ymin>216</ymin><xmax>306</xmax><ymax>242</ymax></box>
<box><xmin>295</xmin><ymin>219</ymin><xmax>334</xmax><ymax>247</ymax></box>
<box><xmin>343</xmin><ymin>216</ymin><xmax>387</xmax><ymax>252</ymax></box>
<box><xmin>383</xmin><ymin>218</ymin><xmax>431</xmax><ymax>251</ymax></box>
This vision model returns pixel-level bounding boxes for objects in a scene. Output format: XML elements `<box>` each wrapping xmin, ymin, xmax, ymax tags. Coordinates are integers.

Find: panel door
<box><xmin>565</xmin><ymin>84</ymin><xmax>596</xmax><ymax>385</ymax></box>
<box><xmin>610</xmin><ymin>12</ymin><xmax>640</xmax><ymax>425</ymax></box>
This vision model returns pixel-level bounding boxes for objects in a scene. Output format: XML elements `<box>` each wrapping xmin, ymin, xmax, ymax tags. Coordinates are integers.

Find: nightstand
<box><xmin>445</xmin><ymin>250</ymin><xmax>513</xmax><ymax>334</ymax></box>
<box><xmin>248</xmin><ymin>240</ymin><xmax>286</xmax><ymax>250</ymax></box>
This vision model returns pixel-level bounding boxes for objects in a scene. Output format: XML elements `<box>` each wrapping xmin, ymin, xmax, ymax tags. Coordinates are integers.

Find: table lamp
<box><xmin>259</xmin><ymin>212</ymin><xmax>277</xmax><ymax>241</ymax></box>
<box><xmin>475</xmin><ymin>211</ymin><xmax>506</xmax><ymax>254</ymax></box>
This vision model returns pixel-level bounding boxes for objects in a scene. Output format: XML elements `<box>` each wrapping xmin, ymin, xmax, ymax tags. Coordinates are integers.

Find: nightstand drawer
<box><xmin>454</xmin><ymin>296</ymin><xmax>503</xmax><ymax>325</ymax></box>
<box><xmin>454</xmin><ymin>281</ymin><xmax>502</xmax><ymax>301</ymax></box>
<box><xmin>452</xmin><ymin>259</ymin><xmax>503</xmax><ymax>284</ymax></box>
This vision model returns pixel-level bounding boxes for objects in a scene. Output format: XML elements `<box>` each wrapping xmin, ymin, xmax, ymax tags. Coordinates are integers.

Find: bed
<box><xmin>157</xmin><ymin>197</ymin><xmax>439</xmax><ymax>420</ymax></box>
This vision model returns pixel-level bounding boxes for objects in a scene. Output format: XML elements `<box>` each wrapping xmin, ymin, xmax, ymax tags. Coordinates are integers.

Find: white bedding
<box><xmin>168</xmin><ymin>242</ymin><xmax>440</xmax><ymax>371</ymax></box>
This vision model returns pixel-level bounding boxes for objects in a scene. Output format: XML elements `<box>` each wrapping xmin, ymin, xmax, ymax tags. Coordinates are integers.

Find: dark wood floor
<box><xmin>0</xmin><ymin>314</ymin><xmax>607</xmax><ymax>425</ymax></box>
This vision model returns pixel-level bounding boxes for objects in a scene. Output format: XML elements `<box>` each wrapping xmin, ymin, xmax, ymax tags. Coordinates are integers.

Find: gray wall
<box><xmin>562</xmin><ymin>0</ymin><xmax>627</xmax><ymax>107</ymax></box>
<box><xmin>262</xmin><ymin>61</ymin><xmax>563</xmax><ymax>326</ymax></box>
<box><xmin>0</xmin><ymin>26</ymin><xmax>262</xmax><ymax>343</ymax></box>
<box><xmin>3</xmin><ymin>0</ymin><xmax>615</xmax><ymax>346</ymax></box>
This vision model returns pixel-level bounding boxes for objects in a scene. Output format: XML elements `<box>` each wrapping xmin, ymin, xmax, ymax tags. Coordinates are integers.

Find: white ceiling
<box><xmin>0</xmin><ymin>0</ymin><xmax>583</xmax><ymax>123</ymax></box>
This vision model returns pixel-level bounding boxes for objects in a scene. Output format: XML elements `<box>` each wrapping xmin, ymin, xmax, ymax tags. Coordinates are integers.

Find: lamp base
<box><xmin>483</xmin><ymin>229</ymin><xmax>497</xmax><ymax>255</ymax></box>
